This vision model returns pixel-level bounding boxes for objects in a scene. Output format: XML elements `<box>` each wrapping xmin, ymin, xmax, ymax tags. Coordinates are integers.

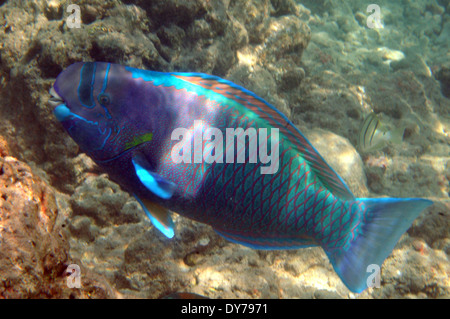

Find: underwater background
<box><xmin>0</xmin><ymin>0</ymin><xmax>449</xmax><ymax>298</ymax></box>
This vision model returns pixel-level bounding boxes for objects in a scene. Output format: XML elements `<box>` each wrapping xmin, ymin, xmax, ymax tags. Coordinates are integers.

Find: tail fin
<box><xmin>389</xmin><ymin>126</ymin><xmax>405</xmax><ymax>145</ymax></box>
<box><xmin>325</xmin><ymin>197</ymin><xmax>433</xmax><ymax>293</ymax></box>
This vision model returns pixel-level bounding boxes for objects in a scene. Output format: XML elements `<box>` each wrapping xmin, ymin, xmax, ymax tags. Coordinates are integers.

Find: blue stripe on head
<box><xmin>97</xmin><ymin>63</ymin><xmax>112</xmax><ymax>119</ymax></box>
<box><xmin>100</xmin><ymin>63</ymin><xmax>110</xmax><ymax>93</ymax></box>
<box><xmin>78</xmin><ymin>62</ymin><xmax>96</xmax><ymax>108</ymax></box>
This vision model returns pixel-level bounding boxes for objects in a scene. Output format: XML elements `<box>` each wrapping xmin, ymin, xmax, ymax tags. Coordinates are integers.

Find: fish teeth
<box><xmin>48</xmin><ymin>86</ymin><xmax>64</xmax><ymax>107</ymax></box>
<box><xmin>49</xmin><ymin>86</ymin><xmax>60</xmax><ymax>98</ymax></box>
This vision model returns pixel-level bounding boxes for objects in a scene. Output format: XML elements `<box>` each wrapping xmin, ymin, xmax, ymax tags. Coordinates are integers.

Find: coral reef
<box><xmin>0</xmin><ymin>0</ymin><xmax>448</xmax><ymax>298</ymax></box>
<box><xmin>0</xmin><ymin>139</ymin><xmax>119</xmax><ymax>298</ymax></box>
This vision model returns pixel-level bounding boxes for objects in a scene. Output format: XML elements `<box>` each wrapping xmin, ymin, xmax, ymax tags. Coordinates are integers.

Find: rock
<box><xmin>43</xmin><ymin>0</ymin><xmax>63</xmax><ymax>21</ymax></box>
<box><xmin>279</xmin><ymin>67</ymin><xmax>306</xmax><ymax>91</ymax></box>
<box><xmin>157</xmin><ymin>25</ymin><xmax>186</xmax><ymax>48</ymax></box>
<box><xmin>390</xmin><ymin>52</ymin><xmax>432</xmax><ymax>78</ymax></box>
<box><xmin>125</xmin><ymin>0</ymin><xmax>207</xmax><ymax>30</ymax></box>
<box><xmin>436</xmin><ymin>67</ymin><xmax>450</xmax><ymax>98</ymax></box>
<box><xmin>0</xmin><ymin>148</ymin><xmax>117</xmax><ymax>298</ymax></box>
<box><xmin>374</xmin><ymin>235</ymin><xmax>450</xmax><ymax>298</ymax></box>
<box><xmin>228</xmin><ymin>0</ymin><xmax>271</xmax><ymax>44</ymax></box>
<box><xmin>184</xmin><ymin>249</ymin><xmax>206</xmax><ymax>266</ymax></box>
<box><xmin>0</xmin><ymin>136</ymin><xmax>9</xmax><ymax>157</ymax></box>
<box><xmin>70</xmin><ymin>174</ymin><xmax>140</xmax><ymax>227</ymax></box>
<box><xmin>270</xmin><ymin>0</ymin><xmax>301</xmax><ymax>17</ymax></box>
<box><xmin>314</xmin><ymin>289</ymin><xmax>343</xmax><ymax>299</ymax></box>
<box><xmin>409</xmin><ymin>201</ymin><xmax>450</xmax><ymax>247</ymax></box>
<box><xmin>304</xmin><ymin>128</ymin><xmax>369</xmax><ymax>197</ymax></box>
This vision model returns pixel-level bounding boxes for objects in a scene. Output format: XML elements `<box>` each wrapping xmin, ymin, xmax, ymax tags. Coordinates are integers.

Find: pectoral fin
<box><xmin>134</xmin><ymin>194</ymin><xmax>174</xmax><ymax>238</ymax></box>
<box><xmin>132</xmin><ymin>154</ymin><xmax>177</xmax><ymax>199</ymax></box>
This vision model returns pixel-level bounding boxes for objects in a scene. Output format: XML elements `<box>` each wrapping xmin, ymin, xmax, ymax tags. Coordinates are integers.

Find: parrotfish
<box><xmin>49</xmin><ymin>62</ymin><xmax>432</xmax><ymax>293</ymax></box>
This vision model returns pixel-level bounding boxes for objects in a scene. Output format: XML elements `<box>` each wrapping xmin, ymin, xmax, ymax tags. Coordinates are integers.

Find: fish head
<box><xmin>50</xmin><ymin>62</ymin><xmax>167</xmax><ymax>161</ymax></box>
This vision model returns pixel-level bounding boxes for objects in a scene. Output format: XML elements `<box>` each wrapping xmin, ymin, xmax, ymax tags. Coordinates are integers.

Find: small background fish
<box><xmin>358</xmin><ymin>112</ymin><xmax>405</xmax><ymax>152</ymax></box>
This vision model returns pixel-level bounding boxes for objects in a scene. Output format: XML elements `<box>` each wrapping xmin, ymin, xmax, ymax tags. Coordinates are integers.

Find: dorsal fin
<box><xmin>172</xmin><ymin>72</ymin><xmax>355</xmax><ymax>200</ymax></box>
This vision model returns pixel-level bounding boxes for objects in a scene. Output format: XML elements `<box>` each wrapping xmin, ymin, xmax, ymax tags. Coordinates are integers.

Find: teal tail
<box><xmin>325</xmin><ymin>197</ymin><xmax>433</xmax><ymax>293</ymax></box>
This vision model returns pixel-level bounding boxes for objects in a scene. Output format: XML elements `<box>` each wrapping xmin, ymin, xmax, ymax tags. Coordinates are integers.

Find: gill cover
<box><xmin>52</xmin><ymin>62</ymin><xmax>122</xmax><ymax>160</ymax></box>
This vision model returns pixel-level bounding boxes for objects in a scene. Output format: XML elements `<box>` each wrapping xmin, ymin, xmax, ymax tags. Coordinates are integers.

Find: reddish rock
<box><xmin>0</xmin><ymin>136</ymin><xmax>9</xmax><ymax>157</ymax></box>
<box><xmin>0</xmin><ymin>145</ymin><xmax>118</xmax><ymax>298</ymax></box>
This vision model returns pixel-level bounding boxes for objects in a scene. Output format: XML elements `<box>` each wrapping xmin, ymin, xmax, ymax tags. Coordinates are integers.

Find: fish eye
<box><xmin>98</xmin><ymin>93</ymin><xmax>110</xmax><ymax>105</ymax></box>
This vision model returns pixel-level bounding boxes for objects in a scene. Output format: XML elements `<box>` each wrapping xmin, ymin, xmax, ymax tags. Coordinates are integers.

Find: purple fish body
<box><xmin>50</xmin><ymin>62</ymin><xmax>432</xmax><ymax>292</ymax></box>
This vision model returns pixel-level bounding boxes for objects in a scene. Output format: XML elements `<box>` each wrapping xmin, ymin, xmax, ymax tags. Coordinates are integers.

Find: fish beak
<box><xmin>49</xmin><ymin>86</ymin><xmax>72</xmax><ymax>122</ymax></box>
<box><xmin>48</xmin><ymin>86</ymin><xmax>64</xmax><ymax>107</ymax></box>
